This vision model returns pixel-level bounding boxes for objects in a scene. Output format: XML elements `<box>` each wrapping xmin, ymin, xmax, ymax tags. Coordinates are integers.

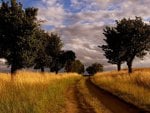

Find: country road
<box><xmin>86</xmin><ymin>78</ymin><xmax>145</xmax><ymax>113</ymax></box>
<box><xmin>63</xmin><ymin>77</ymin><xmax>146</xmax><ymax>113</ymax></box>
<box><xmin>62</xmin><ymin>79</ymin><xmax>95</xmax><ymax>113</ymax></box>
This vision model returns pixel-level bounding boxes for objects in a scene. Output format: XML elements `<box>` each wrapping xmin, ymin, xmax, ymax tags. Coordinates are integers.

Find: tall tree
<box><xmin>86</xmin><ymin>63</ymin><xmax>103</xmax><ymax>75</ymax></box>
<box><xmin>46</xmin><ymin>33</ymin><xmax>63</xmax><ymax>73</ymax></box>
<box><xmin>101</xmin><ymin>17</ymin><xmax>150</xmax><ymax>73</ymax></box>
<box><xmin>34</xmin><ymin>29</ymin><xmax>51</xmax><ymax>72</ymax></box>
<box><xmin>101</xmin><ymin>27</ymin><xmax>124</xmax><ymax>71</ymax></box>
<box><xmin>0</xmin><ymin>0</ymin><xmax>39</xmax><ymax>76</ymax></box>
<box><xmin>64</xmin><ymin>51</ymin><xmax>76</xmax><ymax>72</ymax></box>
<box><xmin>116</xmin><ymin>17</ymin><xmax>150</xmax><ymax>73</ymax></box>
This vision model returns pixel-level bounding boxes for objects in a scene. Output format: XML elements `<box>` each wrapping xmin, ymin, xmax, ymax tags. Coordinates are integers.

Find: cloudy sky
<box><xmin>14</xmin><ymin>0</ymin><xmax>150</xmax><ymax>70</ymax></box>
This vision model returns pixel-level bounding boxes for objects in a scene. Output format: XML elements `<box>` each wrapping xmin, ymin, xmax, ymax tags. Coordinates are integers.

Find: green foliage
<box><xmin>0</xmin><ymin>0</ymin><xmax>39</xmax><ymax>74</ymax></box>
<box><xmin>101</xmin><ymin>17</ymin><xmax>150</xmax><ymax>73</ymax></box>
<box><xmin>44</xmin><ymin>33</ymin><xmax>64</xmax><ymax>73</ymax></box>
<box><xmin>117</xmin><ymin>17</ymin><xmax>150</xmax><ymax>73</ymax></box>
<box><xmin>65</xmin><ymin>60</ymin><xmax>84</xmax><ymax>74</ymax></box>
<box><xmin>51</xmin><ymin>50</ymin><xmax>76</xmax><ymax>74</ymax></box>
<box><xmin>46</xmin><ymin>33</ymin><xmax>63</xmax><ymax>58</ymax></box>
<box><xmin>64</xmin><ymin>51</ymin><xmax>76</xmax><ymax>72</ymax></box>
<box><xmin>101</xmin><ymin>26</ymin><xmax>123</xmax><ymax>71</ymax></box>
<box><xmin>50</xmin><ymin>51</ymin><xmax>65</xmax><ymax>74</ymax></box>
<box><xmin>86</xmin><ymin>63</ymin><xmax>103</xmax><ymax>75</ymax></box>
<box><xmin>34</xmin><ymin>29</ymin><xmax>52</xmax><ymax>72</ymax></box>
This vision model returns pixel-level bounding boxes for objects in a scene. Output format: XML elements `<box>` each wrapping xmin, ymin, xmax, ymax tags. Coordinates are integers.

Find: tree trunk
<box><xmin>41</xmin><ymin>67</ymin><xmax>44</xmax><ymax>72</ymax></box>
<box><xmin>126</xmin><ymin>55</ymin><xmax>135</xmax><ymax>74</ymax></box>
<box><xmin>127</xmin><ymin>59</ymin><xmax>133</xmax><ymax>74</ymax></box>
<box><xmin>127</xmin><ymin>61</ymin><xmax>132</xmax><ymax>73</ymax></box>
<box><xmin>11</xmin><ymin>64</ymin><xmax>17</xmax><ymax>80</ymax></box>
<box><xmin>117</xmin><ymin>62</ymin><xmax>121</xmax><ymax>71</ymax></box>
<box><xmin>55</xmin><ymin>70</ymin><xmax>58</xmax><ymax>74</ymax></box>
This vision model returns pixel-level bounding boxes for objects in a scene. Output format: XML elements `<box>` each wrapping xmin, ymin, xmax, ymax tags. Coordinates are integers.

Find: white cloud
<box><xmin>40</xmin><ymin>0</ymin><xmax>150</xmax><ymax>70</ymax></box>
<box><xmin>37</xmin><ymin>0</ymin><xmax>65</xmax><ymax>27</ymax></box>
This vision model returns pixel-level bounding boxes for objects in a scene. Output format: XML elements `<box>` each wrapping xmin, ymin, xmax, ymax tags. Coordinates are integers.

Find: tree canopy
<box><xmin>101</xmin><ymin>26</ymin><xmax>123</xmax><ymax>71</ymax></box>
<box><xmin>101</xmin><ymin>17</ymin><xmax>150</xmax><ymax>73</ymax></box>
<box><xmin>0</xmin><ymin>0</ymin><xmax>39</xmax><ymax>76</ymax></box>
<box><xmin>33</xmin><ymin>29</ymin><xmax>52</xmax><ymax>72</ymax></box>
<box><xmin>65</xmin><ymin>60</ymin><xmax>84</xmax><ymax>74</ymax></box>
<box><xmin>64</xmin><ymin>51</ymin><xmax>76</xmax><ymax>72</ymax></box>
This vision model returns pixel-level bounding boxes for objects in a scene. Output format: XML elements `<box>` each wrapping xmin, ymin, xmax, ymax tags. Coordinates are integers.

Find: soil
<box><xmin>86</xmin><ymin>78</ymin><xmax>146</xmax><ymax>113</ymax></box>
<box><xmin>62</xmin><ymin>77</ymin><xmax>146</xmax><ymax>113</ymax></box>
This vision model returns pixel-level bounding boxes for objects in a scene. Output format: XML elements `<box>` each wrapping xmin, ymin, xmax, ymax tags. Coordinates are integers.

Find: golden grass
<box><xmin>0</xmin><ymin>71</ymin><xmax>81</xmax><ymax>113</ymax></box>
<box><xmin>92</xmin><ymin>68</ymin><xmax>150</xmax><ymax>112</ymax></box>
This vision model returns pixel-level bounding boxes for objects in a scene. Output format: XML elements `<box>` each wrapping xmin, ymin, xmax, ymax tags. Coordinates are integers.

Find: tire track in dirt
<box><xmin>86</xmin><ymin>78</ymin><xmax>146</xmax><ymax>113</ymax></box>
<box><xmin>62</xmin><ymin>80</ymin><xmax>95</xmax><ymax>113</ymax></box>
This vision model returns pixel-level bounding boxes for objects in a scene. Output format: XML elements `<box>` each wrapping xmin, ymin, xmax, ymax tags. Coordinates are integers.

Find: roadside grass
<box><xmin>77</xmin><ymin>77</ymin><xmax>112</xmax><ymax>113</ymax></box>
<box><xmin>0</xmin><ymin>71</ymin><xmax>80</xmax><ymax>113</ymax></box>
<box><xmin>92</xmin><ymin>68</ymin><xmax>150</xmax><ymax>112</ymax></box>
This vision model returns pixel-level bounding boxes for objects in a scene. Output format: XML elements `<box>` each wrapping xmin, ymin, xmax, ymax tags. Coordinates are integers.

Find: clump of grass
<box><xmin>92</xmin><ymin>68</ymin><xmax>150</xmax><ymax>112</ymax></box>
<box><xmin>0</xmin><ymin>71</ymin><xmax>80</xmax><ymax>113</ymax></box>
<box><xmin>133</xmin><ymin>71</ymin><xmax>150</xmax><ymax>89</ymax></box>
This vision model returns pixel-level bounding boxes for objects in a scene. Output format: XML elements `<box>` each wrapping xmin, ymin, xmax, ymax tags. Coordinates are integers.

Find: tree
<box><xmin>46</xmin><ymin>33</ymin><xmax>63</xmax><ymax>73</ymax></box>
<box><xmin>64</xmin><ymin>51</ymin><xmax>76</xmax><ymax>72</ymax></box>
<box><xmin>86</xmin><ymin>63</ymin><xmax>103</xmax><ymax>75</ymax></box>
<box><xmin>0</xmin><ymin>0</ymin><xmax>39</xmax><ymax>76</ymax></box>
<box><xmin>116</xmin><ymin>17</ymin><xmax>150</xmax><ymax>73</ymax></box>
<box><xmin>101</xmin><ymin>17</ymin><xmax>150</xmax><ymax>73</ymax></box>
<box><xmin>65</xmin><ymin>60</ymin><xmax>84</xmax><ymax>74</ymax></box>
<box><xmin>46</xmin><ymin>33</ymin><xmax>63</xmax><ymax>58</ymax></box>
<box><xmin>34</xmin><ymin>29</ymin><xmax>51</xmax><ymax>72</ymax></box>
<box><xmin>50</xmin><ymin>51</ymin><xmax>65</xmax><ymax>74</ymax></box>
<box><xmin>101</xmin><ymin>27</ymin><xmax>124</xmax><ymax>71</ymax></box>
<box><xmin>50</xmin><ymin>50</ymin><xmax>76</xmax><ymax>74</ymax></box>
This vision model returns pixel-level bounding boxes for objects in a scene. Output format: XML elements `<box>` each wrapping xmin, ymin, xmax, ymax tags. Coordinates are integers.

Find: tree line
<box><xmin>0</xmin><ymin>0</ymin><xmax>103</xmax><ymax>77</ymax></box>
<box><xmin>2</xmin><ymin>0</ymin><xmax>147</xmax><ymax>76</ymax></box>
<box><xmin>101</xmin><ymin>17</ymin><xmax>150</xmax><ymax>73</ymax></box>
<box><xmin>0</xmin><ymin>0</ymin><xmax>75</xmax><ymax>76</ymax></box>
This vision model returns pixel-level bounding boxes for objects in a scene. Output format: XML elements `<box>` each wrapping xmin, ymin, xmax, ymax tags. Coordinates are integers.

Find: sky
<box><xmin>2</xmin><ymin>0</ymin><xmax>150</xmax><ymax>70</ymax></box>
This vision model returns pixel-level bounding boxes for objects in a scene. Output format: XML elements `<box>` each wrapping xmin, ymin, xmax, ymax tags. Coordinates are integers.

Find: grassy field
<box><xmin>92</xmin><ymin>68</ymin><xmax>150</xmax><ymax>112</ymax></box>
<box><xmin>0</xmin><ymin>71</ymin><xmax>80</xmax><ymax>113</ymax></box>
<box><xmin>1</xmin><ymin>68</ymin><xmax>150</xmax><ymax>113</ymax></box>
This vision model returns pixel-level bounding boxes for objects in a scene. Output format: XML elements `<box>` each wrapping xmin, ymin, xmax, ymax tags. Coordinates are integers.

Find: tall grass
<box><xmin>0</xmin><ymin>71</ymin><xmax>80</xmax><ymax>113</ymax></box>
<box><xmin>92</xmin><ymin>68</ymin><xmax>150</xmax><ymax>112</ymax></box>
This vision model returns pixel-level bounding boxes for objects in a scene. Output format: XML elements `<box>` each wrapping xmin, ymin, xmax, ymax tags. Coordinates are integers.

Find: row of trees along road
<box><xmin>0</xmin><ymin>0</ymin><xmax>84</xmax><ymax>78</ymax></box>
<box><xmin>101</xmin><ymin>17</ymin><xmax>150</xmax><ymax>73</ymax></box>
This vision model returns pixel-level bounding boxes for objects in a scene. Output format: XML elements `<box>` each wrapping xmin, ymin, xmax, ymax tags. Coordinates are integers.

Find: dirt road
<box><xmin>62</xmin><ymin>80</ymin><xmax>95</xmax><ymax>113</ymax></box>
<box><xmin>86</xmin><ymin>78</ymin><xmax>145</xmax><ymax>113</ymax></box>
<box><xmin>63</xmin><ymin>78</ymin><xmax>145</xmax><ymax>113</ymax></box>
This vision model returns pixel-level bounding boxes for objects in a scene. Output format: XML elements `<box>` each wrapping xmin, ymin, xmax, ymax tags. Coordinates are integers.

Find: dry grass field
<box><xmin>0</xmin><ymin>68</ymin><xmax>149</xmax><ymax>113</ymax></box>
<box><xmin>0</xmin><ymin>71</ymin><xmax>80</xmax><ymax>113</ymax></box>
<box><xmin>92</xmin><ymin>68</ymin><xmax>150</xmax><ymax>112</ymax></box>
